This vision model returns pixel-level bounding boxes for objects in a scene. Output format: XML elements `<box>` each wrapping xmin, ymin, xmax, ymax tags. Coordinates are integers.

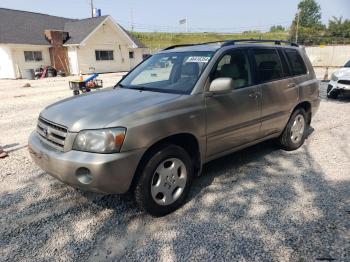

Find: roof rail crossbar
<box><xmin>162</xmin><ymin>44</ymin><xmax>195</xmax><ymax>51</ymax></box>
<box><xmin>162</xmin><ymin>41</ymin><xmax>224</xmax><ymax>51</ymax></box>
<box><xmin>162</xmin><ymin>39</ymin><xmax>298</xmax><ymax>51</ymax></box>
<box><xmin>221</xmin><ymin>39</ymin><xmax>299</xmax><ymax>47</ymax></box>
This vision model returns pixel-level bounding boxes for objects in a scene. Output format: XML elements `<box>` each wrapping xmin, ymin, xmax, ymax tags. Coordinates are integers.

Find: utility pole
<box><xmin>90</xmin><ymin>0</ymin><xmax>94</xmax><ymax>18</ymax></box>
<box><xmin>295</xmin><ymin>8</ymin><xmax>301</xmax><ymax>44</ymax></box>
<box><xmin>130</xmin><ymin>7</ymin><xmax>134</xmax><ymax>32</ymax></box>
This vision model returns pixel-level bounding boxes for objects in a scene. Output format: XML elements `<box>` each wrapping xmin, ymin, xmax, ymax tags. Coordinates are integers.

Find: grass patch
<box><xmin>132</xmin><ymin>32</ymin><xmax>289</xmax><ymax>52</ymax></box>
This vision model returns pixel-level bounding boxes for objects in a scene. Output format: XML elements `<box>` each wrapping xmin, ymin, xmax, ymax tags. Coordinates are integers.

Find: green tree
<box><xmin>296</xmin><ymin>0</ymin><xmax>323</xmax><ymax>28</ymax></box>
<box><xmin>289</xmin><ymin>0</ymin><xmax>325</xmax><ymax>44</ymax></box>
<box><xmin>269</xmin><ymin>25</ymin><xmax>285</xmax><ymax>33</ymax></box>
<box><xmin>328</xmin><ymin>16</ymin><xmax>350</xmax><ymax>38</ymax></box>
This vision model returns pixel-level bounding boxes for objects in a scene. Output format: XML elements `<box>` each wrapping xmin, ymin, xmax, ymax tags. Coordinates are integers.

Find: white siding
<box><xmin>68</xmin><ymin>47</ymin><xmax>79</xmax><ymax>75</ymax></box>
<box><xmin>75</xmin><ymin>19</ymin><xmax>146</xmax><ymax>74</ymax></box>
<box><xmin>129</xmin><ymin>48</ymin><xmax>148</xmax><ymax>69</ymax></box>
<box><xmin>0</xmin><ymin>46</ymin><xmax>16</xmax><ymax>78</ymax></box>
<box><xmin>10</xmin><ymin>45</ymin><xmax>51</xmax><ymax>78</ymax></box>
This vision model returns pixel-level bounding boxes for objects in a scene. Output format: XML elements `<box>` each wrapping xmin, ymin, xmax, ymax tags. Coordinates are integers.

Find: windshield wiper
<box><xmin>116</xmin><ymin>85</ymin><xmax>179</xmax><ymax>94</ymax></box>
<box><xmin>128</xmin><ymin>86</ymin><xmax>163</xmax><ymax>92</ymax></box>
<box><xmin>114</xmin><ymin>83</ymin><xmax>125</xmax><ymax>89</ymax></box>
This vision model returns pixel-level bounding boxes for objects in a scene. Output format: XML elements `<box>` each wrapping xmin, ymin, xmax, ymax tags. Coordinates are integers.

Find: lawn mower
<box><xmin>69</xmin><ymin>73</ymin><xmax>103</xmax><ymax>96</ymax></box>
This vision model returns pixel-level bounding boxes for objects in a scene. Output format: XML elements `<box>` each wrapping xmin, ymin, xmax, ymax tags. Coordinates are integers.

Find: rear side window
<box><xmin>344</xmin><ymin>60</ymin><xmax>350</xmax><ymax>67</ymax></box>
<box><xmin>252</xmin><ymin>49</ymin><xmax>283</xmax><ymax>83</ymax></box>
<box><xmin>277</xmin><ymin>49</ymin><xmax>291</xmax><ymax>77</ymax></box>
<box><xmin>285</xmin><ymin>49</ymin><xmax>307</xmax><ymax>75</ymax></box>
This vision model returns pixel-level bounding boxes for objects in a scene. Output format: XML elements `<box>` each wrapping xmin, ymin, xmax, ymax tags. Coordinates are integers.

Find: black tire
<box><xmin>134</xmin><ymin>144</ymin><xmax>193</xmax><ymax>216</ymax></box>
<box><xmin>73</xmin><ymin>90</ymin><xmax>80</xmax><ymax>96</ymax></box>
<box><xmin>278</xmin><ymin>108</ymin><xmax>308</xmax><ymax>151</ymax></box>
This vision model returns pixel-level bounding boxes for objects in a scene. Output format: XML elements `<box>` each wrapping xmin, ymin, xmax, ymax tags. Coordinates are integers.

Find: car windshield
<box><xmin>344</xmin><ymin>60</ymin><xmax>350</xmax><ymax>68</ymax></box>
<box><xmin>118</xmin><ymin>51</ymin><xmax>214</xmax><ymax>94</ymax></box>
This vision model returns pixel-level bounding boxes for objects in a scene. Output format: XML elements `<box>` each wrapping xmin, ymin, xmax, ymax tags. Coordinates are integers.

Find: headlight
<box><xmin>73</xmin><ymin>128</ymin><xmax>126</xmax><ymax>153</ymax></box>
<box><xmin>331</xmin><ymin>74</ymin><xmax>338</xmax><ymax>82</ymax></box>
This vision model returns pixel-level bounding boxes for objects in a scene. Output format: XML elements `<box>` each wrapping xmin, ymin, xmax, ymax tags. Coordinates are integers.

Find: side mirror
<box><xmin>209</xmin><ymin>78</ymin><xmax>234</xmax><ymax>93</ymax></box>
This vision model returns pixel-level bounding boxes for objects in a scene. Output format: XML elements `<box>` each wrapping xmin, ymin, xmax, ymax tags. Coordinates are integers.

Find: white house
<box><xmin>0</xmin><ymin>8</ymin><xmax>149</xmax><ymax>79</ymax></box>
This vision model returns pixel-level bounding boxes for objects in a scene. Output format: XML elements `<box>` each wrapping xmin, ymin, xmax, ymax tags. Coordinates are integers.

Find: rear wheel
<box><xmin>278</xmin><ymin>108</ymin><xmax>308</xmax><ymax>151</ymax></box>
<box><xmin>134</xmin><ymin>145</ymin><xmax>193</xmax><ymax>216</ymax></box>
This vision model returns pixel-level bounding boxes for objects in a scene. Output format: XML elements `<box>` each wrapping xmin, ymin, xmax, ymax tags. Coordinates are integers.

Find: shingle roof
<box><xmin>0</xmin><ymin>8</ymin><xmax>146</xmax><ymax>48</ymax></box>
<box><xmin>0</xmin><ymin>8</ymin><xmax>74</xmax><ymax>45</ymax></box>
<box><xmin>63</xmin><ymin>16</ymin><xmax>109</xmax><ymax>45</ymax></box>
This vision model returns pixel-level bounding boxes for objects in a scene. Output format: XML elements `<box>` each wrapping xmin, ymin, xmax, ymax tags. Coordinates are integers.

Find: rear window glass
<box><xmin>252</xmin><ymin>49</ymin><xmax>283</xmax><ymax>83</ymax></box>
<box><xmin>344</xmin><ymin>60</ymin><xmax>350</xmax><ymax>67</ymax></box>
<box><xmin>285</xmin><ymin>49</ymin><xmax>307</xmax><ymax>75</ymax></box>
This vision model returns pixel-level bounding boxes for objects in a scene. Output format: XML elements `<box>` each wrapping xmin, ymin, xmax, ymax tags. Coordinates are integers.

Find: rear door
<box><xmin>205</xmin><ymin>49</ymin><xmax>262</xmax><ymax>157</ymax></box>
<box><xmin>251</xmin><ymin>47</ymin><xmax>299</xmax><ymax>137</ymax></box>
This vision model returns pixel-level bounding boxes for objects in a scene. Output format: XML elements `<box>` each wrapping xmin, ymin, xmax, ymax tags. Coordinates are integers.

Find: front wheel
<box><xmin>278</xmin><ymin>108</ymin><xmax>308</xmax><ymax>151</ymax></box>
<box><xmin>134</xmin><ymin>145</ymin><xmax>193</xmax><ymax>216</ymax></box>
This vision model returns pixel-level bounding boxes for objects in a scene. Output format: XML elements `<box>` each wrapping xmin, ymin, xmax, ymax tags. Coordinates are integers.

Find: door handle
<box><xmin>288</xmin><ymin>83</ymin><xmax>297</xmax><ymax>88</ymax></box>
<box><xmin>248</xmin><ymin>92</ymin><xmax>260</xmax><ymax>99</ymax></box>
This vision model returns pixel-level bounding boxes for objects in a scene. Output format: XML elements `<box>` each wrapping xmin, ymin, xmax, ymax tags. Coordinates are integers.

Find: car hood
<box><xmin>333</xmin><ymin>68</ymin><xmax>350</xmax><ymax>79</ymax></box>
<box><xmin>40</xmin><ymin>88</ymin><xmax>181</xmax><ymax>132</ymax></box>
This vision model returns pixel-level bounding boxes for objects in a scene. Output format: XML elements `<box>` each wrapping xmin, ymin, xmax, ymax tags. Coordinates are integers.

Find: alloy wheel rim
<box><xmin>290</xmin><ymin>114</ymin><xmax>305</xmax><ymax>144</ymax></box>
<box><xmin>150</xmin><ymin>158</ymin><xmax>187</xmax><ymax>206</ymax></box>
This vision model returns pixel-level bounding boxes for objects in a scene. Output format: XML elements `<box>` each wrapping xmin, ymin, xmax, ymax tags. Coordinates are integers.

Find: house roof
<box><xmin>0</xmin><ymin>8</ymin><xmax>146</xmax><ymax>48</ymax></box>
<box><xmin>63</xmin><ymin>16</ymin><xmax>109</xmax><ymax>45</ymax></box>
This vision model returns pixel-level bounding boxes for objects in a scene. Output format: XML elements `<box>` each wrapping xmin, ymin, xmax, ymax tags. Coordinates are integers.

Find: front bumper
<box><xmin>28</xmin><ymin>131</ymin><xmax>145</xmax><ymax>194</ymax></box>
<box><xmin>328</xmin><ymin>80</ymin><xmax>350</xmax><ymax>94</ymax></box>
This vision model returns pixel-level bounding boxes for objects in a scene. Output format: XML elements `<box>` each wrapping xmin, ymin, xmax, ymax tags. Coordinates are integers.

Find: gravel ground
<box><xmin>0</xmin><ymin>79</ymin><xmax>349</xmax><ymax>261</ymax></box>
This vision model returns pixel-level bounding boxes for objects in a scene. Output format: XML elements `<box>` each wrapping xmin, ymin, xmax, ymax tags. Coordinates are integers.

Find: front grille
<box><xmin>338</xmin><ymin>80</ymin><xmax>350</xmax><ymax>85</ymax></box>
<box><xmin>36</xmin><ymin>117</ymin><xmax>67</xmax><ymax>151</ymax></box>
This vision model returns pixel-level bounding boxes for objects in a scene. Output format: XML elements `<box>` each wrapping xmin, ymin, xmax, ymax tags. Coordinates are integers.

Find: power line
<box><xmin>116</xmin><ymin>19</ymin><xmax>293</xmax><ymax>33</ymax></box>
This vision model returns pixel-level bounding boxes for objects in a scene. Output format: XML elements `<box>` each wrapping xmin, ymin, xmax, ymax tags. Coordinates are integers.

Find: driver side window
<box><xmin>213</xmin><ymin>50</ymin><xmax>252</xmax><ymax>89</ymax></box>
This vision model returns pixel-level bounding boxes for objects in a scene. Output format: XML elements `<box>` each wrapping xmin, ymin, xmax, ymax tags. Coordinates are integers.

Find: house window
<box><xmin>95</xmin><ymin>50</ymin><xmax>114</xmax><ymax>61</ymax></box>
<box><xmin>129</xmin><ymin>51</ymin><xmax>134</xmax><ymax>59</ymax></box>
<box><xmin>24</xmin><ymin>51</ymin><xmax>43</xmax><ymax>62</ymax></box>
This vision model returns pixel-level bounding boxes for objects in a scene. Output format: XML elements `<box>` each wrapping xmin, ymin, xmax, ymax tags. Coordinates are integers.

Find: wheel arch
<box><xmin>129</xmin><ymin>133</ymin><xmax>202</xmax><ymax>192</ymax></box>
<box><xmin>294</xmin><ymin>101</ymin><xmax>312</xmax><ymax>125</ymax></box>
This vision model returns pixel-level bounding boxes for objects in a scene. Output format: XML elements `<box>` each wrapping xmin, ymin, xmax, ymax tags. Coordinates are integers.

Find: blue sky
<box><xmin>1</xmin><ymin>0</ymin><xmax>350</xmax><ymax>32</ymax></box>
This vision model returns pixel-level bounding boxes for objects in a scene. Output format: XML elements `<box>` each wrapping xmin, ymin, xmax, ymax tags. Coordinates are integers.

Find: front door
<box><xmin>205</xmin><ymin>49</ymin><xmax>262</xmax><ymax>158</ymax></box>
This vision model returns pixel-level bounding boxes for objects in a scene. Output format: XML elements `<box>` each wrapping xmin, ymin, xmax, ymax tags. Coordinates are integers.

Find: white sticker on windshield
<box><xmin>186</xmin><ymin>56</ymin><xmax>211</xmax><ymax>63</ymax></box>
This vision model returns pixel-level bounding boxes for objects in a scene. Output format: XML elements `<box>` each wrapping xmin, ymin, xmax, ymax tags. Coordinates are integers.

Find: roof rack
<box><xmin>162</xmin><ymin>41</ymin><xmax>223</xmax><ymax>51</ymax></box>
<box><xmin>221</xmin><ymin>39</ymin><xmax>299</xmax><ymax>47</ymax></box>
<box><xmin>162</xmin><ymin>39</ymin><xmax>298</xmax><ymax>51</ymax></box>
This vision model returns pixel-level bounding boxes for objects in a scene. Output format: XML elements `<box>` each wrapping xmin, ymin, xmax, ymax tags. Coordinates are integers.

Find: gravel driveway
<box><xmin>0</xmin><ymin>79</ymin><xmax>349</xmax><ymax>261</ymax></box>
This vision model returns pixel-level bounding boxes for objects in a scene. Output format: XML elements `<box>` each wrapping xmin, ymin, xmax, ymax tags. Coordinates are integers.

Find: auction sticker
<box><xmin>186</xmin><ymin>56</ymin><xmax>211</xmax><ymax>63</ymax></box>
